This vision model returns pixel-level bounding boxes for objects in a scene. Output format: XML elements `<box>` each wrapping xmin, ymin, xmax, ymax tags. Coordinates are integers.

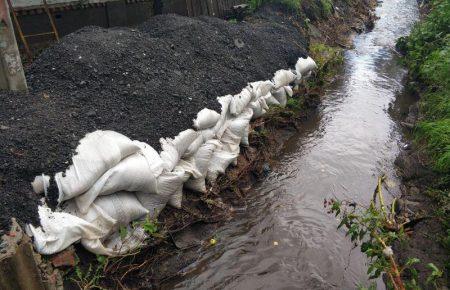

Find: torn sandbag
<box><xmin>28</xmin><ymin>205</ymin><xmax>112</xmax><ymax>255</ymax></box>
<box><xmin>272</xmin><ymin>69</ymin><xmax>296</xmax><ymax>89</ymax></box>
<box><xmin>74</xmin><ymin>142</ymin><xmax>164</xmax><ymax>214</ymax></box>
<box><xmin>55</xmin><ymin>131</ymin><xmax>141</xmax><ymax>203</ymax></box>
<box><xmin>184</xmin><ymin>140</ymin><xmax>222</xmax><ymax>193</ymax></box>
<box><xmin>136</xmin><ymin>170</ymin><xmax>185</xmax><ymax>217</ymax></box>
<box><xmin>295</xmin><ymin>56</ymin><xmax>317</xmax><ymax>76</ymax></box>
<box><xmin>160</xmin><ymin>129</ymin><xmax>199</xmax><ymax>171</ymax></box>
<box><xmin>229</xmin><ymin>88</ymin><xmax>252</xmax><ymax>116</ymax></box>
<box><xmin>193</xmin><ymin>108</ymin><xmax>221</xmax><ymax>130</ymax></box>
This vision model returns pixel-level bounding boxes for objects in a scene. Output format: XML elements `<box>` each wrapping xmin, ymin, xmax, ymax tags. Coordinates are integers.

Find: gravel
<box><xmin>0</xmin><ymin>9</ymin><xmax>307</xmax><ymax>231</ymax></box>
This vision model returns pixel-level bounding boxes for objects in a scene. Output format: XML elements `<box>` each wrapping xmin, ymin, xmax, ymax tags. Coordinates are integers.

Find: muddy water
<box><xmin>167</xmin><ymin>0</ymin><xmax>419</xmax><ymax>289</ymax></box>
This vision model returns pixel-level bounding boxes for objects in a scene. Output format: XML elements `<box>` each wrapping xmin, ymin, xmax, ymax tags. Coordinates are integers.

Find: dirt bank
<box><xmin>393</xmin><ymin>89</ymin><xmax>449</xmax><ymax>288</ymax></box>
<box><xmin>0</xmin><ymin>8</ymin><xmax>308</xmax><ymax>233</ymax></box>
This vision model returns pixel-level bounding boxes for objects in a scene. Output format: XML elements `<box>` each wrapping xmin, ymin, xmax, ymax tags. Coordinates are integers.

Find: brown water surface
<box><xmin>167</xmin><ymin>0</ymin><xmax>419</xmax><ymax>288</ymax></box>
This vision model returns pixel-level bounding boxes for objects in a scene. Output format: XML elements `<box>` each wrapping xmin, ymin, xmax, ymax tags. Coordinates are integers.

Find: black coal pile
<box><xmin>0</xmin><ymin>11</ymin><xmax>307</xmax><ymax>231</ymax></box>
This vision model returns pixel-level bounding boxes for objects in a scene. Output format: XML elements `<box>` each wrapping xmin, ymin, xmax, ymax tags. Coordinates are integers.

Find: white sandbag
<box><xmin>184</xmin><ymin>140</ymin><xmax>222</xmax><ymax>193</ymax></box>
<box><xmin>249</xmin><ymin>97</ymin><xmax>269</xmax><ymax>119</ymax></box>
<box><xmin>263</xmin><ymin>92</ymin><xmax>281</xmax><ymax>106</ymax></box>
<box><xmin>229</xmin><ymin>108</ymin><xmax>253</xmax><ymax>134</ymax></box>
<box><xmin>136</xmin><ymin>170</ymin><xmax>185</xmax><ymax>217</ymax></box>
<box><xmin>183</xmin><ymin>134</ymin><xmax>204</xmax><ymax>158</ymax></box>
<box><xmin>93</xmin><ymin>192</ymin><xmax>148</xmax><ymax>230</ymax></box>
<box><xmin>213</xmin><ymin>95</ymin><xmax>233</xmax><ymax>139</ymax></box>
<box><xmin>55</xmin><ymin>131</ymin><xmax>141</xmax><ymax>203</ymax></box>
<box><xmin>272</xmin><ymin>87</ymin><xmax>288</xmax><ymax>107</ymax></box>
<box><xmin>248</xmin><ymin>80</ymin><xmax>274</xmax><ymax>101</ymax></box>
<box><xmin>199</xmin><ymin>128</ymin><xmax>216</xmax><ymax>143</ymax></box>
<box><xmin>272</xmin><ymin>69</ymin><xmax>296</xmax><ymax>89</ymax></box>
<box><xmin>168</xmin><ymin>159</ymin><xmax>202</xmax><ymax>208</ymax></box>
<box><xmin>81</xmin><ymin>225</ymin><xmax>147</xmax><ymax>256</ymax></box>
<box><xmin>31</xmin><ymin>174</ymin><xmax>50</xmax><ymax>195</ymax></box>
<box><xmin>29</xmin><ymin>205</ymin><xmax>112</xmax><ymax>255</ymax></box>
<box><xmin>241</xmin><ymin>124</ymin><xmax>250</xmax><ymax>147</ymax></box>
<box><xmin>75</xmin><ymin>142</ymin><xmax>164</xmax><ymax>214</ymax></box>
<box><xmin>221</xmin><ymin>129</ymin><xmax>242</xmax><ymax>156</ymax></box>
<box><xmin>160</xmin><ymin>129</ymin><xmax>199</xmax><ymax>171</ymax></box>
<box><xmin>284</xmin><ymin>85</ymin><xmax>293</xmax><ymax>97</ymax></box>
<box><xmin>229</xmin><ymin>88</ymin><xmax>252</xmax><ymax>116</ymax></box>
<box><xmin>193</xmin><ymin>108</ymin><xmax>221</xmax><ymax>130</ymax></box>
<box><xmin>206</xmin><ymin>150</ymin><xmax>237</xmax><ymax>183</ymax></box>
<box><xmin>295</xmin><ymin>56</ymin><xmax>317</xmax><ymax>76</ymax></box>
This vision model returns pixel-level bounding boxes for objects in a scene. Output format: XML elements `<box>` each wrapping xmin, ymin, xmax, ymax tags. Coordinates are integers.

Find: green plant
<box><xmin>71</xmin><ymin>255</ymin><xmax>108</xmax><ymax>290</ymax></box>
<box><xmin>141</xmin><ymin>215</ymin><xmax>159</xmax><ymax>235</ymax></box>
<box><xmin>247</xmin><ymin>0</ymin><xmax>301</xmax><ymax>12</ymax></box>
<box><xmin>309</xmin><ymin>42</ymin><xmax>344</xmax><ymax>85</ymax></box>
<box><xmin>319</xmin><ymin>0</ymin><xmax>333</xmax><ymax>16</ymax></box>
<box><xmin>326</xmin><ymin>176</ymin><xmax>444</xmax><ymax>289</ymax></box>
<box><xmin>399</xmin><ymin>0</ymin><xmax>450</xmax><ymax>174</ymax></box>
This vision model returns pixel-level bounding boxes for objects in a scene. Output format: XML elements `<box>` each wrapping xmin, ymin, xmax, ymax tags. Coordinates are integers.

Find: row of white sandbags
<box><xmin>28</xmin><ymin>56</ymin><xmax>317</xmax><ymax>256</ymax></box>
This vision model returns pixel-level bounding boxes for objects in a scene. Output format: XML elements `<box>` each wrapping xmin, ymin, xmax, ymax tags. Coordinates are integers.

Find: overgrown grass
<box><xmin>397</xmin><ymin>0</ymin><xmax>450</xmax><ymax>174</ymax></box>
<box><xmin>397</xmin><ymin>0</ymin><xmax>450</xmax><ymax>271</ymax></box>
<box><xmin>309</xmin><ymin>42</ymin><xmax>344</xmax><ymax>85</ymax></box>
<box><xmin>247</xmin><ymin>0</ymin><xmax>302</xmax><ymax>13</ymax></box>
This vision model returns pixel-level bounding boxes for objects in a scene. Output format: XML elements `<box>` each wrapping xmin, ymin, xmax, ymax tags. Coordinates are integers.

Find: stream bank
<box><xmin>63</xmin><ymin>2</ymin><xmax>377</xmax><ymax>289</ymax></box>
<box><xmin>392</xmin><ymin>0</ymin><xmax>449</xmax><ymax>286</ymax></box>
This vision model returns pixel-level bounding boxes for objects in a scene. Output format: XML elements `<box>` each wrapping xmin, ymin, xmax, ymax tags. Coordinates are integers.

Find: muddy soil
<box><xmin>0</xmin><ymin>7</ymin><xmax>308</xmax><ymax>232</ymax></box>
<box><xmin>392</xmin><ymin>93</ymin><xmax>449</xmax><ymax>287</ymax></box>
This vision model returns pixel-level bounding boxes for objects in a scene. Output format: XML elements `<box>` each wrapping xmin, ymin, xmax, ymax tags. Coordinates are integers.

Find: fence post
<box><xmin>0</xmin><ymin>0</ymin><xmax>28</xmax><ymax>92</ymax></box>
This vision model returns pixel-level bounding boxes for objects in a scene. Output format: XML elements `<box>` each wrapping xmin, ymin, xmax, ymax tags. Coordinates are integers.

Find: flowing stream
<box><xmin>165</xmin><ymin>0</ymin><xmax>419</xmax><ymax>288</ymax></box>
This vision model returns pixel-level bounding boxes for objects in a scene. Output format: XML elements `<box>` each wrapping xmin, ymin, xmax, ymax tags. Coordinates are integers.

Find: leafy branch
<box><xmin>325</xmin><ymin>176</ymin><xmax>443</xmax><ymax>290</ymax></box>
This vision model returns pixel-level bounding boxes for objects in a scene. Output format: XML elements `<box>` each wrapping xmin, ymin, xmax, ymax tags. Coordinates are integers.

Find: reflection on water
<box><xmin>167</xmin><ymin>0</ymin><xmax>419</xmax><ymax>288</ymax></box>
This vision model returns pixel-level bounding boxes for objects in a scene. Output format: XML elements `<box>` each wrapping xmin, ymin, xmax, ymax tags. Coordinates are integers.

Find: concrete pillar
<box><xmin>0</xmin><ymin>0</ymin><xmax>28</xmax><ymax>92</ymax></box>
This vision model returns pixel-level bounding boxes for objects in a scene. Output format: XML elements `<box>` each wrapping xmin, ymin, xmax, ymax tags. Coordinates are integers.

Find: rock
<box><xmin>50</xmin><ymin>247</ymin><xmax>77</xmax><ymax>267</ymax></box>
